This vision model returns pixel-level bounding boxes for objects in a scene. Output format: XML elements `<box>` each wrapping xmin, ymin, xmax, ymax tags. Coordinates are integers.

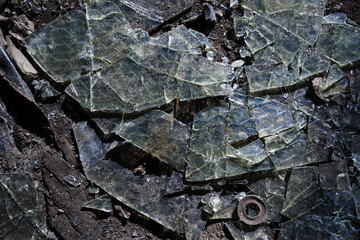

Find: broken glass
<box><xmin>279</xmin><ymin>173</ymin><xmax>358</xmax><ymax>240</ymax></box>
<box><xmin>185</xmin><ymin>103</ymin><xmax>273</xmax><ymax>182</ymax></box>
<box><xmin>20</xmin><ymin>0</ymin><xmax>360</xmax><ymax>238</ymax></box>
<box><xmin>73</xmin><ymin>122</ymin><xmax>207</xmax><ymax>238</ymax></box>
<box><xmin>248</xmin><ymin>173</ymin><xmax>286</xmax><ymax>222</ymax></box>
<box><xmin>0</xmin><ymin>174</ymin><xmax>47</xmax><ymax>239</ymax></box>
<box><xmin>25</xmin><ymin>1</ymin><xmax>233</xmax><ymax>115</ymax></box>
<box><xmin>34</xmin><ymin>79</ymin><xmax>61</xmax><ymax>99</ymax></box>
<box><xmin>282</xmin><ymin>166</ymin><xmax>322</xmax><ymax>219</ymax></box>
<box><xmin>234</xmin><ymin>0</ymin><xmax>360</xmax><ymax>94</ymax></box>
<box><xmin>201</xmin><ymin>193</ymin><xmax>239</xmax><ymax>219</ymax></box>
<box><xmin>225</xmin><ymin>220</ymin><xmax>272</xmax><ymax>240</ymax></box>
<box><xmin>115</xmin><ymin>110</ymin><xmax>191</xmax><ymax>171</ymax></box>
<box><xmin>82</xmin><ymin>195</ymin><xmax>113</xmax><ymax>213</ymax></box>
<box><xmin>165</xmin><ymin>171</ymin><xmax>187</xmax><ymax>195</ymax></box>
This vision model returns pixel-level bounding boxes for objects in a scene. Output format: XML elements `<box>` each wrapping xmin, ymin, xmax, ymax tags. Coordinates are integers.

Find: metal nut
<box><xmin>237</xmin><ymin>195</ymin><xmax>267</xmax><ymax>225</ymax></box>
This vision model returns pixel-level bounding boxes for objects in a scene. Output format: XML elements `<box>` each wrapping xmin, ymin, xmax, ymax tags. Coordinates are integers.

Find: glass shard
<box><xmin>248</xmin><ymin>173</ymin><xmax>286</xmax><ymax>222</ymax></box>
<box><xmin>282</xmin><ymin>166</ymin><xmax>322</xmax><ymax>219</ymax></box>
<box><xmin>248</xmin><ymin>97</ymin><xmax>295</xmax><ymax>138</ymax></box>
<box><xmin>82</xmin><ymin>195</ymin><xmax>113</xmax><ymax>213</ymax></box>
<box><xmin>165</xmin><ymin>171</ymin><xmax>187</xmax><ymax>195</ymax></box>
<box><xmin>115</xmin><ymin>110</ymin><xmax>191</xmax><ymax>171</ymax></box>
<box><xmin>201</xmin><ymin>193</ymin><xmax>238</xmax><ymax>220</ymax></box>
<box><xmin>34</xmin><ymin>80</ymin><xmax>61</xmax><ymax>99</ymax></box>
<box><xmin>0</xmin><ymin>174</ymin><xmax>47</xmax><ymax>239</ymax></box>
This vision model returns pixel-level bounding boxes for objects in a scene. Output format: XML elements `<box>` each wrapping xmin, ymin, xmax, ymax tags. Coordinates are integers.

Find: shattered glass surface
<box><xmin>25</xmin><ymin>0</ymin><xmax>233</xmax><ymax>115</ymax></box>
<box><xmin>0</xmin><ymin>174</ymin><xmax>47</xmax><ymax>240</ymax></box>
<box><xmin>21</xmin><ymin>0</ymin><xmax>360</xmax><ymax>238</ymax></box>
<box><xmin>234</xmin><ymin>0</ymin><xmax>360</xmax><ymax>94</ymax></box>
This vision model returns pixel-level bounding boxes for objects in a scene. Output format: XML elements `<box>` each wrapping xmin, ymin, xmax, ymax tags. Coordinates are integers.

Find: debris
<box><xmin>237</xmin><ymin>195</ymin><xmax>267</xmax><ymax>225</ymax></box>
<box><xmin>231</xmin><ymin>59</ymin><xmax>245</xmax><ymax>69</ymax></box>
<box><xmin>312</xmin><ymin>77</ymin><xmax>329</xmax><ymax>102</ymax></box>
<box><xmin>185</xmin><ymin>3</ymin><xmax>217</xmax><ymax>35</ymax></box>
<box><xmin>0</xmin><ymin>46</ymin><xmax>53</xmax><ymax>141</ymax></box>
<box><xmin>201</xmin><ymin>193</ymin><xmax>239</xmax><ymax>219</ymax></box>
<box><xmin>0</xmin><ymin>45</ymin><xmax>34</xmax><ymax>102</ymax></box>
<box><xmin>114</xmin><ymin>204</ymin><xmax>131</xmax><ymax>219</ymax></box>
<box><xmin>5</xmin><ymin>36</ymin><xmax>38</xmax><ymax>81</ymax></box>
<box><xmin>9</xmin><ymin>14</ymin><xmax>35</xmax><ymax>41</ymax></box>
<box><xmin>203</xmin><ymin>3</ymin><xmax>217</xmax><ymax>24</ymax></box>
<box><xmin>88</xmin><ymin>184</ymin><xmax>100</xmax><ymax>195</ymax></box>
<box><xmin>215</xmin><ymin>9</ymin><xmax>223</xmax><ymax>18</ymax></box>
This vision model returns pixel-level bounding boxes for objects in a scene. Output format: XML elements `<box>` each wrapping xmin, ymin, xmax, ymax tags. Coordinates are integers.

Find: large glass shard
<box><xmin>115</xmin><ymin>110</ymin><xmax>191</xmax><ymax>171</ymax></box>
<box><xmin>228</xmin><ymin>93</ymin><xmax>257</xmax><ymax>145</ymax></box>
<box><xmin>248</xmin><ymin>97</ymin><xmax>295</xmax><ymax>138</ymax></box>
<box><xmin>248</xmin><ymin>173</ymin><xmax>286</xmax><ymax>222</ymax></box>
<box><xmin>25</xmin><ymin>10</ymin><xmax>91</xmax><ymax>84</ymax></box>
<box><xmin>73</xmin><ymin>122</ymin><xmax>206</xmax><ymax>237</ymax></box>
<box><xmin>235</xmin><ymin>0</ymin><xmax>360</xmax><ymax>94</ymax></box>
<box><xmin>270</xmin><ymin>132</ymin><xmax>312</xmax><ymax>170</ymax></box>
<box><xmin>0</xmin><ymin>174</ymin><xmax>47</xmax><ymax>239</ymax></box>
<box><xmin>282</xmin><ymin>166</ymin><xmax>322</xmax><ymax>219</ymax></box>
<box><xmin>26</xmin><ymin>2</ymin><xmax>233</xmax><ymax>115</ymax></box>
<box><xmin>112</xmin><ymin>0</ymin><xmax>193</xmax><ymax>31</ymax></box>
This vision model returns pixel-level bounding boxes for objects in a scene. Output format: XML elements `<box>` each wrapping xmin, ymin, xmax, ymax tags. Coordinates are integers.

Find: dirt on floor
<box><xmin>0</xmin><ymin>0</ymin><xmax>360</xmax><ymax>239</ymax></box>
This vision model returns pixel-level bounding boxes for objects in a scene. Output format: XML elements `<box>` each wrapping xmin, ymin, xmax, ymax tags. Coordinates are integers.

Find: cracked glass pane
<box><xmin>0</xmin><ymin>174</ymin><xmax>47</xmax><ymax>240</ymax></box>
<box><xmin>234</xmin><ymin>0</ymin><xmax>360</xmax><ymax>94</ymax></box>
<box><xmin>115</xmin><ymin>110</ymin><xmax>191</xmax><ymax>171</ymax></box>
<box><xmin>282</xmin><ymin>166</ymin><xmax>322</xmax><ymax>219</ymax></box>
<box><xmin>248</xmin><ymin>173</ymin><xmax>286</xmax><ymax>222</ymax></box>
<box><xmin>25</xmin><ymin>1</ymin><xmax>233</xmax><ymax>115</ymax></box>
